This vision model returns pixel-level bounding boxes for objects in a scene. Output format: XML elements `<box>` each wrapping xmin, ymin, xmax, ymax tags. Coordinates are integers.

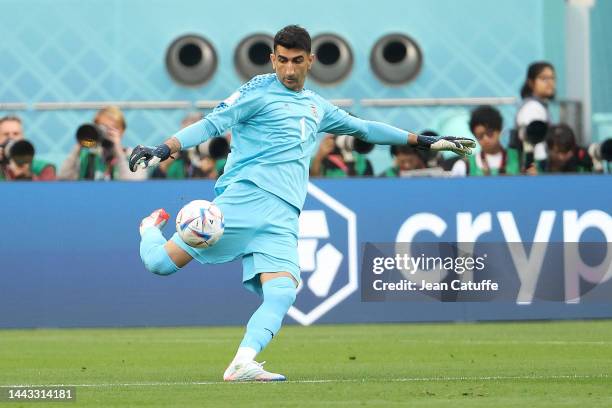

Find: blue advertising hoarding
<box><xmin>1</xmin><ymin>175</ymin><xmax>611</xmax><ymax>328</ymax></box>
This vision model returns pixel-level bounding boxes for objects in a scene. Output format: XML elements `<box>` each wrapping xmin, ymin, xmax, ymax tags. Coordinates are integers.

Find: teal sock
<box><xmin>139</xmin><ymin>228</ymin><xmax>179</xmax><ymax>276</ymax></box>
<box><xmin>239</xmin><ymin>277</ymin><xmax>296</xmax><ymax>353</ymax></box>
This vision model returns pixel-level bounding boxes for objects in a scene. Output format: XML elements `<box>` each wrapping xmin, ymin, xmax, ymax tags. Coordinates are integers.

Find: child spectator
<box><xmin>465</xmin><ymin>105</ymin><xmax>519</xmax><ymax>176</ymax></box>
<box><xmin>543</xmin><ymin>124</ymin><xmax>592</xmax><ymax>173</ymax></box>
<box><xmin>380</xmin><ymin>145</ymin><xmax>427</xmax><ymax>176</ymax></box>
<box><xmin>310</xmin><ymin>134</ymin><xmax>373</xmax><ymax>177</ymax></box>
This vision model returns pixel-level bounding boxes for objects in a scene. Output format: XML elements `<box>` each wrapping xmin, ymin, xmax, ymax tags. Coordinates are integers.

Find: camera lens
<box><xmin>8</xmin><ymin>140</ymin><xmax>35</xmax><ymax>165</ymax></box>
<box><xmin>76</xmin><ymin>124</ymin><xmax>102</xmax><ymax>148</ymax></box>
<box><xmin>76</xmin><ymin>124</ymin><xmax>114</xmax><ymax>149</ymax></box>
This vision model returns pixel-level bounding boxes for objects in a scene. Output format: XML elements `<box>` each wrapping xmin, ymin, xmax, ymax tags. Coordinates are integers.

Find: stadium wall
<box><xmin>591</xmin><ymin>0</ymin><xmax>612</xmax><ymax>140</ymax></box>
<box><xmin>0</xmin><ymin>0</ymin><xmax>563</xmax><ymax>170</ymax></box>
<box><xmin>1</xmin><ymin>176</ymin><xmax>611</xmax><ymax>328</ymax></box>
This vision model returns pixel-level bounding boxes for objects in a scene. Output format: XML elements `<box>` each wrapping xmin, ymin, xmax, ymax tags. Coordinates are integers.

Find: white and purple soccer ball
<box><xmin>175</xmin><ymin>200</ymin><xmax>224</xmax><ymax>248</ymax></box>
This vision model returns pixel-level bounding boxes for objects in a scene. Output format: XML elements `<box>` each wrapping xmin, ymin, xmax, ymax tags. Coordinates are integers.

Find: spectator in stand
<box><xmin>151</xmin><ymin>112</ymin><xmax>203</xmax><ymax>179</ymax></box>
<box><xmin>310</xmin><ymin>134</ymin><xmax>373</xmax><ymax>177</ymax></box>
<box><xmin>513</xmin><ymin>61</ymin><xmax>556</xmax><ymax>173</ymax></box>
<box><xmin>541</xmin><ymin>124</ymin><xmax>592</xmax><ymax>173</ymax></box>
<box><xmin>190</xmin><ymin>136</ymin><xmax>230</xmax><ymax>179</ymax></box>
<box><xmin>0</xmin><ymin>115</ymin><xmax>56</xmax><ymax>180</ymax></box>
<box><xmin>380</xmin><ymin>145</ymin><xmax>426</xmax><ymax>176</ymax></box>
<box><xmin>0</xmin><ymin>140</ymin><xmax>54</xmax><ymax>181</ymax></box>
<box><xmin>151</xmin><ymin>112</ymin><xmax>230</xmax><ymax>180</ymax></box>
<box><xmin>419</xmin><ymin>130</ymin><xmax>443</xmax><ymax>168</ymax></box>
<box><xmin>452</xmin><ymin>105</ymin><xmax>520</xmax><ymax>176</ymax></box>
<box><xmin>0</xmin><ymin>115</ymin><xmax>23</xmax><ymax>140</ymax></box>
<box><xmin>58</xmin><ymin>106</ymin><xmax>147</xmax><ymax>180</ymax></box>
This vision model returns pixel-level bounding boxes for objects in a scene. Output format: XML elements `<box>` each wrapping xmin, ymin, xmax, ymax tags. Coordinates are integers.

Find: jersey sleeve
<box><xmin>175</xmin><ymin>77</ymin><xmax>265</xmax><ymax>148</ymax></box>
<box><xmin>318</xmin><ymin>100</ymin><xmax>408</xmax><ymax>145</ymax></box>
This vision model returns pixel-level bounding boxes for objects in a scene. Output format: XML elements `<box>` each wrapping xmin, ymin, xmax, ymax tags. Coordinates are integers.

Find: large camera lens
<box><xmin>197</xmin><ymin>137</ymin><xmax>230</xmax><ymax>160</ymax></box>
<box><xmin>334</xmin><ymin>135</ymin><xmax>374</xmax><ymax>154</ymax></box>
<box><xmin>208</xmin><ymin>137</ymin><xmax>230</xmax><ymax>160</ymax></box>
<box><xmin>8</xmin><ymin>140</ymin><xmax>35</xmax><ymax>166</ymax></box>
<box><xmin>600</xmin><ymin>139</ymin><xmax>612</xmax><ymax>161</ymax></box>
<box><xmin>525</xmin><ymin>121</ymin><xmax>548</xmax><ymax>145</ymax></box>
<box><xmin>352</xmin><ymin>137</ymin><xmax>375</xmax><ymax>154</ymax></box>
<box><xmin>76</xmin><ymin>124</ymin><xmax>113</xmax><ymax>149</ymax></box>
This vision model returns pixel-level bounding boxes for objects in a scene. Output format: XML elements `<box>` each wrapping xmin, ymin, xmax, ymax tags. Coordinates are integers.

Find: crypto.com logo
<box><xmin>288</xmin><ymin>182</ymin><xmax>357</xmax><ymax>326</ymax></box>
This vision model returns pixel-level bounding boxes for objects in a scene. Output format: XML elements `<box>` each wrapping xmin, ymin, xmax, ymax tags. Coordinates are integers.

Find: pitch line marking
<box><xmin>399</xmin><ymin>339</ymin><xmax>612</xmax><ymax>346</ymax></box>
<box><xmin>2</xmin><ymin>373</ymin><xmax>609</xmax><ymax>388</ymax></box>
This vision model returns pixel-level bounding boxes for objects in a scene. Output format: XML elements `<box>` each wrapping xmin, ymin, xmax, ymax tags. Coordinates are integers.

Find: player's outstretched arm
<box><xmin>319</xmin><ymin>101</ymin><xmax>476</xmax><ymax>156</ymax></box>
<box><xmin>319</xmin><ymin>105</ymin><xmax>476</xmax><ymax>157</ymax></box>
<box><xmin>355</xmin><ymin>120</ymin><xmax>476</xmax><ymax>157</ymax></box>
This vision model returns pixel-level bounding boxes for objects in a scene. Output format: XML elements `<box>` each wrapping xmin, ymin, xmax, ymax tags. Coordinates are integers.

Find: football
<box><xmin>175</xmin><ymin>200</ymin><xmax>224</xmax><ymax>248</ymax></box>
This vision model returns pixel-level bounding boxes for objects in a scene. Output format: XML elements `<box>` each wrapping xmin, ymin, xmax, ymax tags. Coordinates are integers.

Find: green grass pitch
<box><xmin>1</xmin><ymin>321</ymin><xmax>611</xmax><ymax>407</ymax></box>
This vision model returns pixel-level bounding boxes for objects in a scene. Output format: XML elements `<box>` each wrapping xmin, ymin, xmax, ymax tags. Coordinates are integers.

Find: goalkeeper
<box><xmin>130</xmin><ymin>25</ymin><xmax>474</xmax><ymax>382</ymax></box>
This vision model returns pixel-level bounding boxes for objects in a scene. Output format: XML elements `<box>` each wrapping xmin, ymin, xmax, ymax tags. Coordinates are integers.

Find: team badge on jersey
<box><xmin>310</xmin><ymin>104</ymin><xmax>318</xmax><ymax>120</ymax></box>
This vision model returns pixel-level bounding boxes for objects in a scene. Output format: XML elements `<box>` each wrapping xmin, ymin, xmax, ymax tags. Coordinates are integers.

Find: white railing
<box><xmin>2</xmin><ymin>97</ymin><xmax>522</xmax><ymax>111</ymax></box>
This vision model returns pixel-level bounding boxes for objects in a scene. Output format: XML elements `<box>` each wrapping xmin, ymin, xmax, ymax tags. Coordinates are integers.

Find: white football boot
<box><xmin>223</xmin><ymin>361</ymin><xmax>286</xmax><ymax>382</ymax></box>
<box><xmin>139</xmin><ymin>208</ymin><xmax>170</xmax><ymax>236</ymax></box>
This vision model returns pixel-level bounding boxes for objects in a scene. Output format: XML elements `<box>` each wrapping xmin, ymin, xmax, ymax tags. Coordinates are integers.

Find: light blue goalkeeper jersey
<box><xmin>175</xmin><ymin>73</ymin><xmax>408</xmax><ymax>210</ymax></box>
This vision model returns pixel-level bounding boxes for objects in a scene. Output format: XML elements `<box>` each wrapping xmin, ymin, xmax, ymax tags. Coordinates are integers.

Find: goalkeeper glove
<box><xmin>415</xmin><ymin>134</ymin><xmax>476</xmax><ymax>156</ymax></box>
<box><xmin>129</xmin><ymin>144</ymin><xmax>172</xmax><ymax>172</ymax></box>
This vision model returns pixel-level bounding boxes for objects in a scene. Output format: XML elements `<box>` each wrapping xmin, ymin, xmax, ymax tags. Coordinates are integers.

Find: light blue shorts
<box><xmin>170</xmin><ymin>180</ymin><xmax>300</xmax><ymax>295</ymax></box>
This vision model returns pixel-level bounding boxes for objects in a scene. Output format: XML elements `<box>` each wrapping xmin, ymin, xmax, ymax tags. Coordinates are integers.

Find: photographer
<box><xmin>540</xmin><ymin>124</ymin><xmax>592</xmax><ymax>173</ymax></box>
<box><xmin>310</xmin><ymin>134</ymin><xmax>374</xmax><ymax>177</ymax></box>
<box><xmin>191</xmin><ymin>136</ymin><xmax>230</xmax><ymax>179</ymax></box>
<box><xmin>0</xmin><ymin>140</ymin><xmax>54</xmax><ymax>181</ymax></box>
<box><xmin>58</xmin><ymin>106</ymin><xmax>147</xmax><ymax>180</ymax></box>
<box><xmin>588</xmin><ymin>138</ymin><xmax>612</xmax><ymax>173</ymax></box>
<box><xmin>150</xmin><ymin>112</ymin><xmax>230</xmax><ymax>180</ymax></box>
<box><xmin>0</xmin><ymin>115</ymin><xmax>56</xmax><ymax>180</ymax></box>
<box><xmin>380</xmin><ymin>145</ymin><xmax>427</xmax><ymax>176</ymax></box>
<box><xmin>151</xmin><ymin>112</ymin><xmax>203</xmax><ymax>179</ymax></box>
<box><xmin>150</xmin><ymin>136</ymin><xmax>230</xmax><ymax>180</ymax></box>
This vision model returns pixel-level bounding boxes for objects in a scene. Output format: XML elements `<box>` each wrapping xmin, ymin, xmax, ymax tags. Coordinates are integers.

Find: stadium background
<box><xmin>1</xmin><ymin>2</ymin><xmax>612</xmax><ymax>406</ymax></box>
<box><xmin>4</xmin><ymin>0</ymin><xmax>611</xmax><ymax>171</ymax></box>
<box><xmin>0</xmin><ymin>0</ymin><xmax>611</xmax><ymax>327</ymax></box>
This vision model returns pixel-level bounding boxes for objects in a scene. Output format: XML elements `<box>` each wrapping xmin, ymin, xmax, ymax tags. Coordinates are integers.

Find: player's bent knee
<box><xmin>263</xmin><ymin>277</ymin><xmax>297</xmax><ymax>308</ymax></box>
<box><xmin>271</xmin><ymin>287</ymin><xmax>296</xmax><ymax>307</ymax></box>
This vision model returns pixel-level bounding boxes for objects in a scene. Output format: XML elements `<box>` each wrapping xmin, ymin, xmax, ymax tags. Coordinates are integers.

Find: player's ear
<box><xmin>307</xmin><ymin>53</ymin><xmax>315</xmax><ymax>70</ymax></box>
<box><xmin>270</xmin><ymin>52</ymin><xmax>276</xmax><ymax>70</ymax></box>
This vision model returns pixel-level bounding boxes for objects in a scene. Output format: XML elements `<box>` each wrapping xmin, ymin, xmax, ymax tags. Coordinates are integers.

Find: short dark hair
<box><xmin>546</xmin><ymin>124</ymin><xmax>576</xmax><ymax>153</ymax></box>
<box><xmin>390</xmin><ymin>144</ymin><xmax>426</xmax><ymax>162</ymax></box>
<box><xmin>9</xmin><ymin>140</ymin><xmax>35</xmax><ymax>165</ymax></box>
<box><xmin>0</xmin><ymin>115</ymin><xmax>22</xmax><ymax>125</ymax></box>
<box><xmin>274</xmin><ymin>25</ymin><xmax>311</xmax><ymax>53</ymax></box>
<box><xmin>469</xmin><ymin>105</ymin><xmax>503</xmax><ymax>132</ymax></box>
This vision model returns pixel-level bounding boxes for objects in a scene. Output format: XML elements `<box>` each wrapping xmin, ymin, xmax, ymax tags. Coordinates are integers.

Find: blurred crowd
<box><xmin>0</xmin><ymin>108</ymin><xmax>230</xmax><ymax>181</ymax></box>
<box><xmin>1</xmin><ymin>61</ymin><xmax>610</xmax><ymax>182</ymax></box>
